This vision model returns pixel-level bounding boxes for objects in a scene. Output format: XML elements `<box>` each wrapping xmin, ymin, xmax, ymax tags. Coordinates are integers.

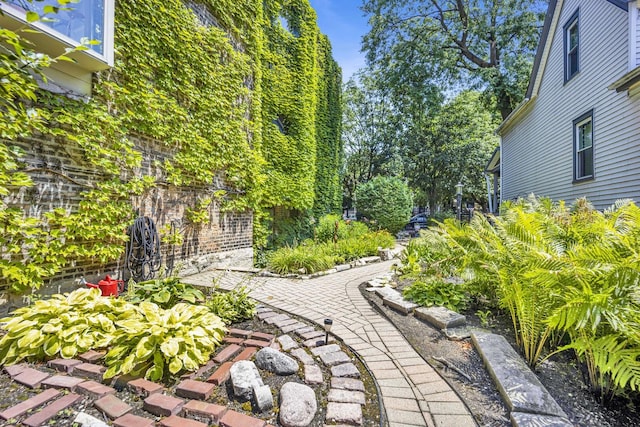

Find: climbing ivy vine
<box><xmin>0</xmin><ymin>0</ymin><xmax>341</xmax><ymax>295</ymax></box>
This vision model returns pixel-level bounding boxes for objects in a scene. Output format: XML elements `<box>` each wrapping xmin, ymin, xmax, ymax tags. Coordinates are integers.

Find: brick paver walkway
<box><xmin>184</xmin><ymin>260</ymin><xmax>477</xmax><ymax>427</ymax></box>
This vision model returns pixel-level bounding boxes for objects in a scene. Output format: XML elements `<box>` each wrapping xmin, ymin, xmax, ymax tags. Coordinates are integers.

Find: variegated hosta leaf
<box><xmin>135</xmin><ymin>336</ymin><xmax>156</xmax><ymax>359</ymax></box>
<box><xmin>17</xmin><ymin>329</ymin><xmax>41</xmax><ymax>348</ymax></box>
<box><xmin>139</xmin><ymin>301</ymin><xmax>162</xmax><ymax>324</ymax></box>
<box><xmin>115</xmin><ymin>319</ymin><xmax>145</xmax><ymax>334</ymax></box>
<box><xmin>160</xmin><ymin>338</ymin><xmax>180</xmax><ymax>358</ymax></box>
<box><xmin>61</xmin><ymin>343</ymin><xmax>77</xmax><ymax>358</ymax></box>
<box><xmin>104</xmin><ymin>363</ymin><xmax>122</xmax><ymax>379</ymax></box>
<box><xmin>5</xmin><ymin>319</ymin><xmax>37</xmax><ymax>335</ymax></box>
<box><xmin>41</xmin><ymin>323</ymin><xmax>61</xmax><ymax>334</ymax></box>
<box><xmin>44</xmin><ymin>336</ymin><xmax>60</xmax><ymax>356</ymax></box>
<box><xmin>182</xmin><ymin>352</ymin><xmax>199</xmax><ymax>371</ymax></box>
<box><xmin>169</xmin><ymin>356</ymin><xmax>183</xmax><ymax>374</ymax></box>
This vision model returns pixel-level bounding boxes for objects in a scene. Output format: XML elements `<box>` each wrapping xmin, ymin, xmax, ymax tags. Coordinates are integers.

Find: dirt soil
<box><xmin>360</xmin><ymin>280</ymin><xmax>640</xmax><ymax>427</ymax></box>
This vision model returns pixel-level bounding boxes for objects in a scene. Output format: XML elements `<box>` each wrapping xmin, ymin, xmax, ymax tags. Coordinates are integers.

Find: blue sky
<box><xmin>308</xmin><ymin>0</ymin><xmax>369</xmax><ymax>82</ymax></box>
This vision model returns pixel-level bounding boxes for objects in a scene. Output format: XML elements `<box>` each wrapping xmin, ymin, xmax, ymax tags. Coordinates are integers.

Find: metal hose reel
<box><xmin>125</xmin><ymin>216</ymin><xmax>161</xmax><ymax>281</ymax></box>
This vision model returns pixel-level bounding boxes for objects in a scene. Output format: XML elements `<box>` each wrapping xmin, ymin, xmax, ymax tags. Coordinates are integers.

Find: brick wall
<box><xmin>2</xmin><ymin>132</ymin><xmax>253</xmax><ymax>297</ymax></box>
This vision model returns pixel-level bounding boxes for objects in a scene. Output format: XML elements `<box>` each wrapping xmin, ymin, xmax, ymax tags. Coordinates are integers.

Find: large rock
<box><xmin>255</xmin><ymin>347</ymin><xmax>299</xmax><ymax>375</ymax></box>
<box><xmin>279</xmin><ymin>382</ymin><xmax>317</xmax><ymax>427</ymax></box>
<box><xmin>230</xmin><ymin>361</ymin><xmax>264</xmax><ymax>400</ymax></box>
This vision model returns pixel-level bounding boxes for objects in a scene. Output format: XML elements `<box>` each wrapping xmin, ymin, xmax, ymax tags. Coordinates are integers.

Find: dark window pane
<box><xmin>569</xmin><ymin>50</ymin><xmax>578</xmax><ymax>77</ymax></box>
<box><xmin>577</xmin><ymin>147</ymin><xmax>593</xmax><ymax>178</ymax></box>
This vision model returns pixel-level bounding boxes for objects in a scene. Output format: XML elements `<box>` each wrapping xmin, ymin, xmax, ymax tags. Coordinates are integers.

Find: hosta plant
<box><xmin>206</xmin><ymin>286</ymin><xmax>257</xmax><ymax>325</ymax></box>
<box><xmin>104</xmin><ymin>300</ymin><xmax>225</xmax><ymax>380</ymax></box>
<box><xmin>125</xmin><ymin>277</ymin><xmax>205</xmax><ymax>309</ymax></box>
<box><xmin>402</xmin><ymin>278</ymin><xmax>469</xmax><ymax>312</ymax></box>
<box><xmin>0</xmin><ymin>287</ymin><xmax>226</xmax><ymax>381</ymax></box>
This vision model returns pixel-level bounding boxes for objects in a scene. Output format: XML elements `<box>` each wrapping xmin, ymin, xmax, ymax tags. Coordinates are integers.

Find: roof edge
<box><xmin>526</xmin><ymin>0</ymin><xmax>559</xmax><ymax>99</ymax></box>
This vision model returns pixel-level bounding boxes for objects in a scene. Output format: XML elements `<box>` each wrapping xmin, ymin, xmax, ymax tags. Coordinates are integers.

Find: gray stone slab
<box><xmin>300</xmin><ymin>330</ymin><xmax>325</xmax><ymax>340</ymax></box>
<box><xmin>280</xmin><ymin>322</ymin><xmax>307</xmax><ymax>334</ymax></box>
<box><xmin>273</xmin><ymin>317</ymin><xmax>297</xmax><ymax>328</ymax></box>
<box><xmin>294</xmin><ymin>326</ymin><xmax>315</xmax><ymax>336</ymax></box>
<box><xmin>291</xmin><ymin>348</ymin><xmax>315</xmax><ymax>365</ymax></box>
<box><xmin>331</xmin><ymin>363</ymin><xmax>360</xmax><ymax>378</ymax></box>
<box><xmin>264</xmin><ymin>314</ymin><xmax>289</xmax><ymax>325</ymax></box>
<box><xmin>472</xmin><ymin>331</ymin><xmax>567</xmax><ymax>418</ymax></box>
<box><xmin>257</xmin><ymin>311</ymin><xmax>278</xmax><ymax>320</ymax></box>
<box><xmin>443</xmin><ymin>326</ymin><xmax>471</xmax><ymax>341</ymax></box>
<box><xmin>415</xmin><ymin>306</ymin><xmax>466</xmax><ymax>330</ymax></box>
<box><xmin>361</xmin><ymin>256</ymin><xmax>381</xmax><ymax>263</ymax></box>
<box><xmin>277</xmin><ymin>335</ymin><xmax>299</xmax><ymax>351</ymax></box>
<box><xmin>304</xmin><ymin>338</ymin><xmax>328</xmax><ymax>348</ymax></box>
<box><xmin>328</xmin><ymin>388</ymin><xmax>365</xmax><ymax>405</ymax></box>
<box><xmin>510</xmin><ymin>412</ymin><xmax>574</xmax><ymax>427</ymax></box>
<box><xmin>319</xmin><ymin>351</ymin><xmax>351</xmax><ymax>366</ymax></box>
<box><xmin>374</xmin><ymin>286</ymin><xmax>402</xmax><ymax>300</ymax></box>
<box><xmin>304</xmin><ymin>364</ymin><xmax>323</xmax><ymax>385</ymax></box>
<box><xmin>382</xmin><ymin>297</ymin><xmax>418</xmax><ymax>315</ymax></box>
<box><xmin>335</xmin><ymin>264</ymin><xmax>351</xmax><ymax>272</ymax></box>
<box><xmin>311</xmin><ymin>344</ymin><xmax>341</xmax><ymax>356</ymax></box>
<box><xmin>331</xmin><ymin>377</ymin><xmax>365</xmax><ymax>392</ymax></box>
<box><xmin>325</xmin><ymin>402</ymin><xmax>363</xmax><ymax>426</ymax></box>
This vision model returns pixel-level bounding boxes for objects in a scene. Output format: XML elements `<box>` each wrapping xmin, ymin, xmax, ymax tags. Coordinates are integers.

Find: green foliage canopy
<box><xmin>355</xmin><ymin>175</ymin><xmax>412</xmax><ymax>233</ymax></box>
<box><xmin>403</xmin><ymin>91</ymin><xmax>499</xmax><ymax>209</ymax></box>
<box><xmin>362</xmin><ymin>0</ymin><xmax>547</xmax><ymax>119</ymax></box>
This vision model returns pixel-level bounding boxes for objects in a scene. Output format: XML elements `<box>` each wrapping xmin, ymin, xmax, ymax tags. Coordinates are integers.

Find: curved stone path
<box><xmin>184</xmin><ymin>260</ymin><xmax>477</xmax><ymax>427</ymax></box>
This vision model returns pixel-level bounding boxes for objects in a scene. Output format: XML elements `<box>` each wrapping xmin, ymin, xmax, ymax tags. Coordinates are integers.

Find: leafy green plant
<box><xmin>397</xmin><ymin>229</ymin><xmax>459</xmax><ymax>279</ymax></box>
<box><xmin>415</xmin><ymin>195</ymin><xmax>640</xmax><ymax>400</ymax></box>
<box><xmin>267</xmin><ymin>229</ymin><xmax>394</xmax><ymax>274</ymax></box>
<box><xmin>125</xmin><ymin>277</ymin><xmax>205</xmax><ymax>309</ymax></box>
<box><xmin>267</xmin><ymin>243</ymin><xmax>336</xmax><ymax>274</ymax></box>
<box><xmin>475</xmin><ymin>310</ymin><xmax>494</xmax><ymax>328</ymax></box>
<box><xmin>205</xmin><ymin>286</ymin><xmax>257</xmax><ymax>325</ymax></box>
<box><xmin>355</xmin><ymin>176</ymin><xmax>413</xmax><ymax>233</ymax></box>
<box><xmin>314</xmin><ymin>214</ymin><xmax>368</xmax><ymax>243</ymax></box>
<box><xmin>402</xmin><ymin>278</ymin><xmax>469</xmax><ymax>311</ymax></box>
<box><xmin>0</xmin><ymin>288</ymin><xmax>226</xmax><ymax>381</ymax></box>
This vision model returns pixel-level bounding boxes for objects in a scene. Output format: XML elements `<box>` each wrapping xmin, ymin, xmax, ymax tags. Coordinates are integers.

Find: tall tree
<box><xmin>341</xmin><ymin>71</ymin><xmax>402</xmax><ymax>208</ymax></box>
<box><xmin>403</xmin><ymin>91</ymin><xmax>499</xmax><ymax>210</ymax></box>
<box><xmin>362</xmin><ymin>0</ymin><xmax>547</xmax><ymax>119</ymax></box>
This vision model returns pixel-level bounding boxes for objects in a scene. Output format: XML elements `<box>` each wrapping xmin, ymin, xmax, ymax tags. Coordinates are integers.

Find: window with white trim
<box><xmin>6</xmin><ymin>0</ymin><xmax>107</xmax><ymax>55</ymax></box>
<box><xmin>564</xmin><ymin>10</ymin><xmax>579</xmax><ymax>82</ymax></box>
<box><xmin>574</xmin><ymin>111</ymin><xmax>594</xmax><ymax>181</ymax></box>
<box><xmin>0</xmin><ymin>0</ymin><xmax>114</xmax><ymax>95</ymax></box>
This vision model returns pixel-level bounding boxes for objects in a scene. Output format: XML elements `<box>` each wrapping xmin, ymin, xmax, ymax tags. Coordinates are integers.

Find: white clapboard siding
<box><xmin>501</xmin><ymin>0</ymin><xmax>640</xmax><ymax>210</ymax></box>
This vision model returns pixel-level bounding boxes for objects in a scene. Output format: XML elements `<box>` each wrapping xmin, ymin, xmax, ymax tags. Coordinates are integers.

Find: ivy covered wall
<box><xmin>0</xmin><ymin>0</ymin><xmax>342</xmax><ymax>295</ymax></box>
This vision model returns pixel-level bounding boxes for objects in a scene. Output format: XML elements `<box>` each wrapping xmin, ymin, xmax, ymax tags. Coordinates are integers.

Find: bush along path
<box><xmin>184</xmin><ymin>260</ymin><xmax>477</xmax><ymax>427</ymax></box>
<box><xmin>0</xmin><ymin>307</ymin><xmax>377</xmax><ymax>426</ymax></box>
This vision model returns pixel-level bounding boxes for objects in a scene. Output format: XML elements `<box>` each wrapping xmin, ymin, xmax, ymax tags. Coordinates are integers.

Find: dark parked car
<box><xmin>406</xmin><ymin>213</ymin><xmax>429</xmax><ymax>236</ymax></box>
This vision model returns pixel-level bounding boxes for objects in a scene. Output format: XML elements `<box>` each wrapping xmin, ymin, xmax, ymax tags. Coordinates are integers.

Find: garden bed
<box><xmin>0</xmin><ymin>305</ymin><xmax>381</xmax><ymax>426</ymax></box>
<box><xmin>361</xmin><ymin>280</ymin><xmax>640</xmax><ymax>427</ymax></box>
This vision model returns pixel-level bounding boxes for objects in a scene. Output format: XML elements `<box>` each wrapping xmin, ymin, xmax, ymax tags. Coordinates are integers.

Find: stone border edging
<box><xmin>471</xmin><ymin>331</ymin><xmax>573</xmax><ymax>427</ymax></box>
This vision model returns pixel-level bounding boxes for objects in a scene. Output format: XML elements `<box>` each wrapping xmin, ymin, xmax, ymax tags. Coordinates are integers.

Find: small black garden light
<box><xmin>455</xmin><ymin>181</ymin><xmax>463</xmax><ymax>221</ymax></box>
<box><xmin>324</xmin><ymin>318</ymin><xmax>333</xmax><ymax>345</ymax></box>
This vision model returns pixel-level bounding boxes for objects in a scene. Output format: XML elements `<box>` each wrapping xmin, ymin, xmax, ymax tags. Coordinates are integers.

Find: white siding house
<box><xmin>497</xmin><ymin>0</ymin><xmax>640</xmax><ymax>210</ymax></box>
